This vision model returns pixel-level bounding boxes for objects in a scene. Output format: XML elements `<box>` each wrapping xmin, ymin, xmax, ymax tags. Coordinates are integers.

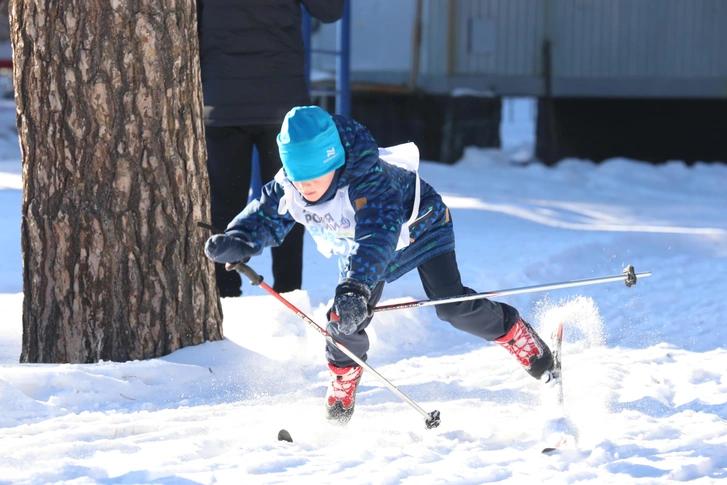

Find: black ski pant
<box><xmin>326</xmin><ymin>250</ymin><xmax>520</xmax><ymax>367</ymax></box>
<box><xmin>206</xmin><ymin>124</ymin><xmax>304</xmax><ymax>295</ymax></box>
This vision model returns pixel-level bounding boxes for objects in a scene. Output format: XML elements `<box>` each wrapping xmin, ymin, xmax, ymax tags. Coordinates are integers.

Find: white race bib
<box><xmin>275</xmin><ymin>142</ymin><xmax>422</xmax><ymax>257</ymax></box>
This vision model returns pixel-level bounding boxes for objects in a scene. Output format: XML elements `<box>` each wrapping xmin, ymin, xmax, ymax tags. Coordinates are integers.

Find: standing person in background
<box><xmin>198</xmin><ymin>0</ymin><xmax>344</xmax><ymax>296</ymax></box>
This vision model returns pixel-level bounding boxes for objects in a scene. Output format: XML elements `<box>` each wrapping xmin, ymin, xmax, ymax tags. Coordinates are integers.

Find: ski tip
<box><xmin>277</xmin><ymin>429</ymin><xmax>293</xmax><ymax>443</ymax></box>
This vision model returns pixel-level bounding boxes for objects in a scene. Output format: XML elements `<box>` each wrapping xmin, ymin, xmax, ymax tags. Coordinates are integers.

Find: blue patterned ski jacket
<box><xmin>224</xmin><ymin>116</ymin><xmax>455</xmax><ymax>288</ymax></box>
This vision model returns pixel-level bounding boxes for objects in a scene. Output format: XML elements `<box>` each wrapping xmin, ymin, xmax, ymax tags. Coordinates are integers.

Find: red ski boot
<box><xmin>496</xmin><ymin>318</ymin><xmax>554</xmax><ymax>379</ymax></box>
<box><xmin>325</xmin><ymin>363</ymin><xmax>363</xmax><ymax>424</ymax></box>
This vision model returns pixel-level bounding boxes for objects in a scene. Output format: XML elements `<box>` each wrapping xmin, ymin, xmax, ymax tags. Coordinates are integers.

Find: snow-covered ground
<box><xmin>1</xmin><ymin>97</ymin><xmax>726</xmax><ymax>484</ymax></box>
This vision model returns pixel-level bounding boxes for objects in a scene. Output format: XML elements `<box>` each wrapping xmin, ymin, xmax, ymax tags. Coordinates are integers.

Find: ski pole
<box><xmin>373</xmin><ymin>265</ymin><xmax>651</xmax><ymax>314</ymax></box>
<box><xmin>229</xmin><ymin>261</ymin><xmax>441</xmax><ymax>430</ymax></box>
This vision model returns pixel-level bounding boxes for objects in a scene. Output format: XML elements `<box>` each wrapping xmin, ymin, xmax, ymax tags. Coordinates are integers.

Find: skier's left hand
<box><xmin>328</xmin><ymin>279</ymin><xmax>372</xmax><ymax>336</ymax></box>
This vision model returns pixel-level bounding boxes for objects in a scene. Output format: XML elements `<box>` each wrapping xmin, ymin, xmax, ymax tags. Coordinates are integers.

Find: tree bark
<box><xmin>10</xmin><ymin>0</ymin><xmax>223</xmax><ymax>363</ymax></box>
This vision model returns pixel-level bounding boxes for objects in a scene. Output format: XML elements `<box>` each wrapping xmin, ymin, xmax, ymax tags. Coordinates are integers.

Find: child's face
<box><xmin>293</xmin><ymin>170</ymin><xmax>336</xmax><ymax>202</ymax></box>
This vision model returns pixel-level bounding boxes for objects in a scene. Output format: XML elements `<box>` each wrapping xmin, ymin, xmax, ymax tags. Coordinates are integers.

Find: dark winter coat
<box><xmin>198</xmin><ymin>0</ymin><xmax>344</xmax><ymax>126</ymax></box>
<box><xmin>224</xmin><ymin>116</ymin><xmax>456</xmax><ymax>288</ymax></box>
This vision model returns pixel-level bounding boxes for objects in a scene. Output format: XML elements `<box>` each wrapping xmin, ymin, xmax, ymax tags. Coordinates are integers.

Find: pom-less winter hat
<box><xmin>277</xmin><ymin>106</ymin><xmax>345</xmax><ymax>182</ymax></box>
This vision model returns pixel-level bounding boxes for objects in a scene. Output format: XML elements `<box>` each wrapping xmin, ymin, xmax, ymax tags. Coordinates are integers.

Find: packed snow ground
<box><xmin>1</xmin><ymin>98</ymin><xmax>726</xmax><ymax>484</ymax></box>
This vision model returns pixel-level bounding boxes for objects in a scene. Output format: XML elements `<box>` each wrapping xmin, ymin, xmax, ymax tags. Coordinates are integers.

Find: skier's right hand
<box><xmin>204</xmin><ymin>234</ymin><xmax>256</xmax><ymax>264</ymax></box>
<box><xmin>327</xmin><ymin>280</ymin><xmax>372</xmax><ymax>336</ymax></box>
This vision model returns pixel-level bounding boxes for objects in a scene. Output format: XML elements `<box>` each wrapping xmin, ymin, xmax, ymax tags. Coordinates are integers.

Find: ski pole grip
<box><xmin>231</xmin><ymin>262</ymin><xmax>264</xmax><ymax>286</ymax></box>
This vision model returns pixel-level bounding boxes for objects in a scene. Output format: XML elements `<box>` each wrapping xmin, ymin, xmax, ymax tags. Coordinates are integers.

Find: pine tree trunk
<box><xmin>10</xmin><ymin>0</ymin><xmax>223</xmax><ymax>363</ymax></box>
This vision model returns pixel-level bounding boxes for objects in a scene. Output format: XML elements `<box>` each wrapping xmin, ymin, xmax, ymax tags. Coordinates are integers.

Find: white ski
<box><xmin>541</xmin><ymin>322</ymin><xmax>578</xmax><ymax>454</ymax></box>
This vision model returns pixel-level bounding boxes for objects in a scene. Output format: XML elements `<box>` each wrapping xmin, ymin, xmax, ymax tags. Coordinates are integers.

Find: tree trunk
<box><xmin>10</xmin><ymin>0</ymin><xmax>223</xmax><ymax>363</ymax></box>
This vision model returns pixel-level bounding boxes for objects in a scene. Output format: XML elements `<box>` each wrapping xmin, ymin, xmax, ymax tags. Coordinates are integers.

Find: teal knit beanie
<box><xmin>276</xmin><ymin>106</ymin><xmax>345</xmax><ymax>182</ymax></box>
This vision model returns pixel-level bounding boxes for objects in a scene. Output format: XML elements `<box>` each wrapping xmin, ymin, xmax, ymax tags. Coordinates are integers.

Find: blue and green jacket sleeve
<box><xmin>224</xmin><ymin>181</ymin><xmax>296</xmax><ymax>255</ymax></box>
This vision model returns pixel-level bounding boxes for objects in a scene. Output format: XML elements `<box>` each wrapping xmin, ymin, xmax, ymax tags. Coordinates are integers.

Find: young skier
<box><xmin>204</xmin><ymin>105</ymin><xmax>555</xmax><ymax>422</ymax></box>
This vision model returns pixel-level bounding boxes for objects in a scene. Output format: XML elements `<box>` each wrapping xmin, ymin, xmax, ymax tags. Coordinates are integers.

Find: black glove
<box><xmin>328</xmin><ymin>279</ymin><xmax>372</xmax><ymax>336</ymax></box>
<box><xmin>204</xmin><ymin>234</ymin><xmax>256</xmax><ymax>264</ymax></box>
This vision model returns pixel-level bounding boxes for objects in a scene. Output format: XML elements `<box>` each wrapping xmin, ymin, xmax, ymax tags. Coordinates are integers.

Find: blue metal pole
<box><xmin>249</xmin><ymin>147</ymin><xmax>262</xmax><ymax>202</ymax></box>
<box><xmin>336</xmin><ymin>0</ymin><xmax>351</xmax><ymax>116</ymax></box>
<box><xmin>301</xmin><ymin>6</ymin><xmax>312</xmax><ymax>89</ymax></box>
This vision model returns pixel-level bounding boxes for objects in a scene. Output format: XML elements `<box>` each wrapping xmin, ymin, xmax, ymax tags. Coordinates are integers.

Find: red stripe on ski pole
<box><xmin>256</xmin><ymin>280</ymin><xmax>330</xmax><ymax>339</ymax></box>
